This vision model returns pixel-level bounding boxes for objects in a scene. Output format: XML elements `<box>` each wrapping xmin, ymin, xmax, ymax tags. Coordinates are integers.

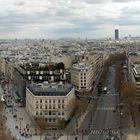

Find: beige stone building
<box><xmin>70</xmin><ymin>54</ymin><xmax>103</xmax><ymax>93</ymax></box>
<box><xmin>26</xmin><ymin>82</ymin><xmax>76</xmax><ymax>128</ymax></box>
<box><xmin>70</xmin><ymin>63</ymin><xmax>93</xmax><ymax>93</ymax></box>
<box><xmin>0</xmin><ymin>57</ymin><xmax>6</xmax><ymax>75</ymax></box>
<box><xmin>0</xmin><ymin>57</ymin><xmax>15</xmax><ymax>82</ymax></box>
<box><xmin>51</xmin><ymin>55</ymin><xmax>75</xmax><ymax>69</ymax></box>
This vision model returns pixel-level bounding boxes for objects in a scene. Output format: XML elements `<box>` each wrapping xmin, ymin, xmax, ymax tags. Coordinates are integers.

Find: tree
<box><xmin>57</xmin><ymin>62</ymin><xmax>65</xmax><ymax>69</ymax></box>
<box><xmin>115</xmin><ymin>63</ymin><xmax>122</xmax><ymax>91</ymax></box>
<box><xmin>34</xmin><ymin>117</ymin><xmax>48</xmax><ymax>130</ymax></box>
<box><xmin>120</xmin><ymin>81</ymin><xmax>137</xmax><ymax>105</ymax></box>
<box><xmin>120</xmin><ymin>81</ymin><xmax>137</xmax><ymax>127</ymax></box>
<box><xmin>58</xmin><ymin>119</ymin><xmax>67</xmax><ymax>129</ymax></box>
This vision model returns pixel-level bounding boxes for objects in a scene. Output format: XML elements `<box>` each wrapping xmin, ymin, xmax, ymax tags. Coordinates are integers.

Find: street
<box><xmin>88</xmin><ymin>65</ymin><xmax>120</xmax><ymax>140</ymax></box>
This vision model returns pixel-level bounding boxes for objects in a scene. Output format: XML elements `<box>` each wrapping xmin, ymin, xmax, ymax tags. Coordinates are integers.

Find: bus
<box><xmin>103</xmin><ymin>87</ymin><xmax>107</xmax><ymax>94</ymax></box>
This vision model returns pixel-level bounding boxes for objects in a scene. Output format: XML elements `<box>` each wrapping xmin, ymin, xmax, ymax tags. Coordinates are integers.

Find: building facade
<box><xmin>14</xmin><ymin>62</ymin><xmax>67</xmax><ymax>103</ymax></box>
<box><xmin>26</xmin><ymin>83</ymin><xmax>76</xmax><ymax>128</ymax></box>
<box><xmin>70</xmin><ymin>63</ymin><xmax>93</xmax><ymax>93</ymax></box>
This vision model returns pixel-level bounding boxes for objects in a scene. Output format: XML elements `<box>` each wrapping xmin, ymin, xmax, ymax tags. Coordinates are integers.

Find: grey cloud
<box><xmin>14</xmin><ymin>1</ymin><xmax>26</xmax><ymax>7</ymax></box>
<box><xmin>112</xmin><ymin>0</ymin><xmax>138</xmax><ymax>2</ymax></box>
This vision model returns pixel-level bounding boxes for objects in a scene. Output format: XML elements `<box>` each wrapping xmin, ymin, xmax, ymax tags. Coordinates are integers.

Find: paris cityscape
<box><xmin>0</xmin><ymin>0</ymin><xmax>140</xmax><ymax>140</ymax></box>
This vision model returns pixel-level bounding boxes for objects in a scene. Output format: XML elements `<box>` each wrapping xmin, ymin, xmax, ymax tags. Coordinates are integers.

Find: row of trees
<box><xmin>98</xmin><ymin>52</ymin><xmax>126</xmax><ymax>88</ymax></box>
<box><xmin>115</xmin><ymin>63</ymin><xmax>122</xmax><ymax>91</ymax></box>
<box><xmin>113</xmin><ymin>54</ymin><xmax>137</xmax><ymax>127</ymax></box>
<box><xmin>23</xmin><ymin>62</ymin><xmax>65</xmax><ymax>70</ymax></box>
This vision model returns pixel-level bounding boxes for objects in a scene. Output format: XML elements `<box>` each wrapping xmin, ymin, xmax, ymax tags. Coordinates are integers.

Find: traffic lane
<box><xmin>83</xmin><ymin>94</ymin><xmax>109</xmax><ymax>132</ymax></box>
<box><xmin>88</xmin><ymin>96</ymin><xmax>110</xmax><ymax>140</ymax></box>
<box><xmin>89</xmin><ymin>99</ymin><xmax>115</xmax><ymax>139</ymax></box>
<box><xmin>88</xmin><ymin>110</ymin><xmax>108</xmax><ymax>140</ymax></box>
<box><xmin>88</xmin><ymin>65</ymin><xmax>117</xmax><ymax>140</ymax></box>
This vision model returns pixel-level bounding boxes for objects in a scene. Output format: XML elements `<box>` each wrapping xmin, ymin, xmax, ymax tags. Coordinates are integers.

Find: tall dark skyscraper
<box><xmin>115</xmin><ymin>29</ymin><xmax>119</xmax><ymax>40</ymax></box>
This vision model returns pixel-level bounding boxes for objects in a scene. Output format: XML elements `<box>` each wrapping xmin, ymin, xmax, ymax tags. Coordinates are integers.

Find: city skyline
<box><xmin>0</xmin><ymin>0</ymin><xmax>140</xmax><ymax>39</ymax></box>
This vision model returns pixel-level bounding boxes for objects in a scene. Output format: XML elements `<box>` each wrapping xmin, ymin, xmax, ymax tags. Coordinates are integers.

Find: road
<box><xmin>88</xmin><ymin>64</ymin><xmax>120</xmax><ymax>140</ymax></box>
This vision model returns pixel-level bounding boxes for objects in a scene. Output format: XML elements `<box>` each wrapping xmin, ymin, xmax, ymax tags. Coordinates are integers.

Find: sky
<box><xmin>0</xmin><ymin>0</ymin><xmax>140</xmax><ymax>39</ymax></box>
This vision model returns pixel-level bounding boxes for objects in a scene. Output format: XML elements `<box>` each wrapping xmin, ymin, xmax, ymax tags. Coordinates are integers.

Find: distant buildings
<box><xmin>51</xmin><ymin>55</ymin><xmax>75</xmax><ymax>69</ymax></box>
<box><xmin>26</xmin><ymin>82</ymin><xmax>75</xmax><ymax>128</ymax></box>
<box><xmin>115</xmin><ymin>29</ymin><xmax>119</xmax><ymax>40</ymax></box>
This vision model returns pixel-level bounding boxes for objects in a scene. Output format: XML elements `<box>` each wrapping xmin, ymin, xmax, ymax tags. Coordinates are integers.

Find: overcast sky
<box><xmin>0</xmin><ymin>0</ymin><xmax>140</xmax><ymax>39</ymax></box>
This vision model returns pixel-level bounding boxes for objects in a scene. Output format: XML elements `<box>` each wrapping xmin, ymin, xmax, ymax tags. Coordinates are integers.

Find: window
<box><xmin>40</xmin><ymin>105</ymin><xmax>42</xmax><ymax>109</ymax></box>
<box><xmin>36</xmin><ymin>112</ymin><xmax>38</xmax><ymax>115</ymax></box>
<box><xmin>62</xmin><ymin>100</ymin><xmax>64</xmax><ymax>103</ymax></box>
<box><xmin>45</xmin><ymin>112</ymin><xmax>48</xmax><ymax>115</ymax></box>
<box><xmin>58</xmin><ymin>105</ymin><xmax>60</xmax><ymax>109</ymax></box>
<box><xmin>62</xmin><ymin>112</ymin><xmax>64</xmax><ymax>115</ymax></box>
<box><xmin>53</xmin><ymin>105</ymin><xmax>55</xmax><ymax>109</ymax></box>
<box><xmin>36</xmin><ymin>100</ymin><xmax>38</xmax><ymax>103</ymax></box>
<box><xmin>36</xmin><ymin>105</ymin><xmax>38</xmax><ymax>109</ymax></box>
<box><xmin>58</xmin><ymin>112</ymin><xmax>60</xmax><ymax>115</ymax></box>
<box><xmin>53</xmin><ymin>112</ymin><xmax>56</xmax><ymax>115</ymax></box>
<box><xmin>40</xmin><ymin>112</ymin><xmax>42</xmax><ymax>115</ymax></box>
<box><xmin>49</xmin><ymin>111</ymin><xmax>51</xmax><ymax>115</ymax></box>
<box><xmin>49</xmin><ymin>100</ymin><xmax>51</xmax><ymax>103</ymax></box>
<box><xmin>62</xmin><ymin>105</ymin><xmax>64</xmax><ymax>108</ymax></box>
<box><xmin>49</xmin><ymin>105</ymin><xmax>51</xmax><ymax>109</ymax></box>
<box><xmin>58</xmin><ymin>100</ymin><xmax>60</xmax><ymax>103</ymax></box>
<box><xmin>45</xmin><ymin>105</ymin><xmax>47</xmax><ymax>109</ymax></box>
<box><xmin>45</xmin><ymin>100</ymin><xmax>47</xmax><ymax>103</ymax></box>
<box><xmin>40</xmin><ymin>99</ymin><xmax>42</xmax><ymax>103</ymax></box>
<box><xmin>53</xmin><ymin>100</ymin><xmax>55</xmax><ymax>103</ymax></box>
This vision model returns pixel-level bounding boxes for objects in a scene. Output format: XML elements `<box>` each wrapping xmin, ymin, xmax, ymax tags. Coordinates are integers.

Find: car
<box><xmin>13</xmin><ymin>114</ymin><xmax>17</xmax><ymax>118</ymax></box>
<box><xmin>15</xmin><ymin>125</ymin><xmax>18</xmax><ymax>129</ymax></box>
<box><xmin>107</xmin><ymin>91</ymin><xmax>110</xmax><ymax>94</ymax></box>
<box><xmin>113</xmin><ymin>109</ymin><xmax>116</xmax><ymax>113</ymax></box>
<box><xmin>111</xmin><ymin>137</ymin><xmax>114</xmax><ymax>140</ymax></box>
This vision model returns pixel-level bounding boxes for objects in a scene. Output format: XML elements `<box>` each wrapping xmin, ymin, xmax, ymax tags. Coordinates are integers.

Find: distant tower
<box><xmin>115</xmin><ymin>29</ymin><xmax>119</xmax><ymax>40</ymax></box>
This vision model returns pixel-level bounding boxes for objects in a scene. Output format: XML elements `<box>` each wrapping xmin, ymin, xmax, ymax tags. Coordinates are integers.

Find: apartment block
<box><xmin>14</xmin><ymin>62</ymin><xmax>67</xmax><ymax>104</ymax></box>
<box><xmin>26</xmin><ymin>82</ymin><xmax>75</xmax><ymax>128</ymax></box>
<box><xmin>70</xmin><ymin>63</ymin><xmax>93</xmax><ymax>93</ymax></box>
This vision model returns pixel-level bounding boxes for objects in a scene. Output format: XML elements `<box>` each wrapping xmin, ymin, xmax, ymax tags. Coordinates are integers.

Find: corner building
<box><xmin>26</xmin><ymin>82</ymin><xmax>76</xmax><ymax>128</ymax></box>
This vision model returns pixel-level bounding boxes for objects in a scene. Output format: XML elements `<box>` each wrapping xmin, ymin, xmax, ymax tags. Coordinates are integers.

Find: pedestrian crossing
<box><xmin>103</xmin><ymin>94</ymin><xmax>118</xmax><ymax>96</ymax></box>
<box><xmin>96</xmin><ymin>107</ymin><xmax>115</xmax><ymax>110</ymax></box>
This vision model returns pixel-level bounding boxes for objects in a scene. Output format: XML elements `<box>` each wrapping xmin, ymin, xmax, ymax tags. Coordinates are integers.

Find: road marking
<box><xmin>96</xmin><ymin>107</ymin><xmax>115</xmax><ymax>110</ymax></box>
<box><xmin>105</xmin><ymin>94</ymin><xmax>118</xmax><ymax>96</ymax></box>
